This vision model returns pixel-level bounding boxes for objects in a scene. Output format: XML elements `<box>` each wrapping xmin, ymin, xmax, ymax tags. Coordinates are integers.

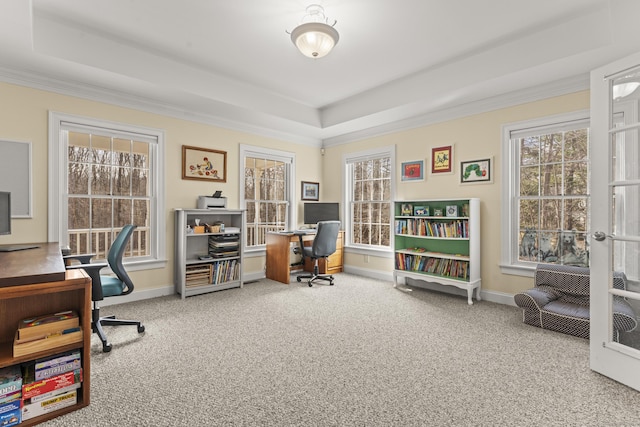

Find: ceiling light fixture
<box><xmin>289</xmin><ymin>4</ymin><xmax>339</xmax><ymax>59</ymax></box>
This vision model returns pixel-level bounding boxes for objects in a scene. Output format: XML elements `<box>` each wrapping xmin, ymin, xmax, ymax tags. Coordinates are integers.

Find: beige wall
<box><xmin>0</xmin><ymin>81</ymin><xmax>590</xmax><ymax>298</ymax></box>
<box><xmin>0</xmin><ymin>82</ymin><xmax>321</xmax><ymax>292</ymax></box>
<box><xmin>323</xmin><ymin>90</ymin><xmax>590</xmax><ymax>296</ymax></box>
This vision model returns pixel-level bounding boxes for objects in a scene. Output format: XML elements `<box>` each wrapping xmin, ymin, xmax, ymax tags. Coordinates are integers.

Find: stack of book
<box><xmin>21</xmin><ymin>350</ymin><xmax>83</xmax><ymax>421</ymax></box>
<box><xmin>0</xmin><ymin>365</ymin><xmax>22</xmax><ymax>427</ymax></box>
<box><xmin>13</xmin><ymin>311</ymin><xmax>82</xmax><ymax>358</ymax></box>
<box><xmin>208</xmin><ymin>234</ymin><xmax>239</xmax><ymax>258</ymax></box>
<box><xmin>185</xmin><ymin>264</ymin><xmax>213</xmax><ymax>288</ymax></box>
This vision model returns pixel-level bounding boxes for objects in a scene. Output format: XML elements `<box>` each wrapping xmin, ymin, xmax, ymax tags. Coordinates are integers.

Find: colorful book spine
<box><xmin>35</xmin><ymin>350</ymin><xmax>81</xmax><ymax>371</ymax></box>
<box><xmin>0</xmin><ymin>366</ymin><xmax>22</xmax><ymax>399</ymax></box>
<box><xmin>22</xmin><ymin>389</ymin><xmax>77</xmax><ymax>422</ymax></box>
<box><xmin>35</xmin><ymin>359</ymin><xmax>81</xmax><ymax>381</ymax></box>
<box><xmin>0</xmin><ymin>399</ymin><xmax>21</xmax><ymax>427</ymax></box>
<box><xmin>29</xmin><ymin>382</ymin><xmax>81</xmax><ymax>404</ymax></box>
<box><xmin>22</xmin><ymin>369</ymin><xmax>82</xmax><ymax>401</ymax></box>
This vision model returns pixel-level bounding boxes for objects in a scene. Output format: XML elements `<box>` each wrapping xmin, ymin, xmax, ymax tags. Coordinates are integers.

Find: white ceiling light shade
<box><xmin>290</xmin><ymin>4</ymin><xmax>339</xmax><ymax>58</ymax></box>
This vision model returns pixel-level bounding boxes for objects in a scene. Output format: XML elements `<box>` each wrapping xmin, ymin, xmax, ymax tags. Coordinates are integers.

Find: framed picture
<box><xmin>401</xmin><ymin>160</ymin><xmax>424</xmax><ymax>181</ymax></box>
<box><xmin>431</xmin><ymin>145</ymin><xmax>453</xmax><ymax>174</ymax></box>
<box><xmin>413</xmin><ymin>206</ymin><xmax>429</xmax><ymax>216</ymax></box>
<box><xmin>301</xmin><ymin>181</ymin><xmax>319</xmax><ymax>201</ymax></box>
<box><xmin>460</xmin><ymin>158</ymin><xmax>492</xmax><ymax>184</ymax></box>
<box><xmin>445</xmin><ymin>205</ymin><xmax>458</xmax><ymax>217</ymax></box>
<box><xmin>401</xmin><ymin>203</ymin><xmax>413</xmax><ymax>216</ymax></box>
<box><xmin>182</xmin><ymin>145</ymin><xmax>227</xmax><ymax>182</ymax></box>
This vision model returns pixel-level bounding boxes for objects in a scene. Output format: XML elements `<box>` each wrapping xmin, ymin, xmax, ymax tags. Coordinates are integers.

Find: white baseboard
<box><xmin>243</xmin><ymin>271</ymin><xmax>266</xmax><ymax>283</ymax></box>
<box><xmin>100</xmin><ymin>285</ymin><xmax>175</xmax><ymax>307</ymax></box>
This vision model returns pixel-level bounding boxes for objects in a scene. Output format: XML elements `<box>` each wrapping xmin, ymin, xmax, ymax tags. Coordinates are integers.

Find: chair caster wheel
<box><xmin>308</xmin><ymin>283</ymin><xmax>313</xmax><ymax>287</ymax></box>
<box><xmin>138</xmin><ymin>325</ymin><xmax>145</xmax><ymax>333</ymax></box>
<box><xmin>103</xmin><ymin>343</ymin><xmax>112</xmax><ymax>352</ymax></box>
<box><xmin>297</xmin><ymin>277</ymin><xmax>302</xmax><ymax>282</ymax></box>
<box><xmin>330</xmin><ymin>281</ymin><xmax>334</xmax><ymax>286</ymax></box>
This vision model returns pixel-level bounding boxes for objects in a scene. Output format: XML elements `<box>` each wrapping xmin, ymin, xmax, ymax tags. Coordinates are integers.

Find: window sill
<box><xmin>499</xmin><ymin>263</ymin><xmax>536</xmax><ymax>278</ymax></box>
<box><xmin>345</xmin><ymin>245</ymin><xmax>393</xmax><ymax>258</ymax></box>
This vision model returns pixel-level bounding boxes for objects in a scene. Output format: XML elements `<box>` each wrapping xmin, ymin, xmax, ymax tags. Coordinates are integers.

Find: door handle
<box><xmin>592</xmin><ymin>231</ymin><xmax>610</xmax><ymax>241</ymax></box>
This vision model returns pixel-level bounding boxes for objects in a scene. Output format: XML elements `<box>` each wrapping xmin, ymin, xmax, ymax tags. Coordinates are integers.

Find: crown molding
<box><xmin>0</xmin><ymin>65</ymin><xmax>588</xmax><ymax>149</ymax></box>
<box><xmin>322</xmin><ymin>74</ymin><xmax>590</xmax><ymax>147</ymax></box>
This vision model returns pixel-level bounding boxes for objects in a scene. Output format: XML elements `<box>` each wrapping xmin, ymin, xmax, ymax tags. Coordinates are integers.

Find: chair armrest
<box><xmin>63</xmin><ymin>254</ymin><xmax>97</xmax><ymax>265</ymax></box>
<box><xmin>514</xmin><ymin>286</ymin><xmax>559</xmax><ymax>310</ymax></box>
<box><xmin>66</xmin><ymin>262</ymin><xmax>109</xmax><ymax>302</ymax></box>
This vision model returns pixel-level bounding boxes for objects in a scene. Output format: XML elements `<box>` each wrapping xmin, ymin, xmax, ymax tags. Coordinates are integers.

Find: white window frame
<box><xmin>342</xmin><ymin>145</ymin><xmax>395</xmax><ymax>257</ymax></box>
<box><xmin>48</xmin><ymin>111</ymin><xmax>166</xmax><ymax>270</ymax></box>
<box><xmin>500</xmin><ymin>110</ymin><xmax>589</xmax><ymax>276</ymax></box>
<box><xmin>239</xmin><ymin>144</ymin><xmax>295</xmax><ymax>255</ymax></box>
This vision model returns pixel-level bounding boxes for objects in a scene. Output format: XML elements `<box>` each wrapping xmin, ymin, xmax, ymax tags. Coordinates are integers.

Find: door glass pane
<box><xmin>612</xmin><ymin>238</ymin><xmax>640</xmax><ymax>350</ymax></box>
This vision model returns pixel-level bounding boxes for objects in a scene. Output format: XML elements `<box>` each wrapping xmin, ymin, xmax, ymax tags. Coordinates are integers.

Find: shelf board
<box><xmin>396</xmin><ymin>249</ymin><xmax>470</xmax><ymax>261</ymax></box>
<box><xmin>394</xmin><ymin>269</ymin><xmax>470</xmax><ymax>284</ymax></box>
<box><xmin>395</xmin><ymin>234</ymin><xmax>468</xmax><ymax>240</ymax></box>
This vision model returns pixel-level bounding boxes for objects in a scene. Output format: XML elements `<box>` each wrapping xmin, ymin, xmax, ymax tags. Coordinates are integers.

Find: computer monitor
<box><xmin>0</xmin><ymin>191</ymin><xmax>10</xmax><ymax>236</ymax></box>
<box><xmin>303</xmin><ymin>202</ymin><xmax>339</xmax><ymax>226</ymax></box>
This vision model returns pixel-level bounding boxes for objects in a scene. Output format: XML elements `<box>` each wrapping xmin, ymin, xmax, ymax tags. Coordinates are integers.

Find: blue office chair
<box><xmin>296</xmin><ymin>220</ymin><xmax>340</xmax><ymax>287</ymax></box>
<box><xmin>65</xmin><ymin>224</ymin><xmax>145</xmax><ymax>352</ymax></box>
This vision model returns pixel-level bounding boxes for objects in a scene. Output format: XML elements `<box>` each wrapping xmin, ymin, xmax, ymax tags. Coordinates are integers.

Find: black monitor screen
<box><xmin>0</xmin><ymin>192</ymin><xmax>10</xmax><ymax>235</ymax></box>
<box><xmin>303</xmin><ymin>202</ymin><xmax>339</xmax><ymax>225</ymax></box>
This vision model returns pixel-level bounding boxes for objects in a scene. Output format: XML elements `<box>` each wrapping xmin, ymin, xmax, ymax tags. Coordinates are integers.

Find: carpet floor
<box><xmin>42</xmin><ymin>273</ymin><xmax>640</xmax><ymax>426</ymax></box>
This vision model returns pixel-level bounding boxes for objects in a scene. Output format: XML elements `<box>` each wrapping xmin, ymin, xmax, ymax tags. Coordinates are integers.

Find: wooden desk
<box><xmin>266</xmin><ymin>231</ymin><xmax>344</xmax><ymax>284</ymax></box>
<box><xmin>0</xmin><ymin>243</ymin><xmax>91</xmax><ymax>426</ymax></box>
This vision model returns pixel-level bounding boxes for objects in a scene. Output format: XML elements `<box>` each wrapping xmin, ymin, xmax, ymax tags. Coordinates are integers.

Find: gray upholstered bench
<box><xmin>514</xmin><ymin>264</ymin><xmax>637</xmax><ymax>339</ymax></box>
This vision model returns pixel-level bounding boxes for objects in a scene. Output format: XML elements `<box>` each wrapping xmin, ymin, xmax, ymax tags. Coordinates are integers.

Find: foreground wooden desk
<box><xmin>0</xmin><ymin>243</ymin><xmax>91</xmax><ymax>425</ymax></box>
<box><xmin>266</xmin><ymin>231</ymin><xmax>344</xmax><ymax>284</ymax></box>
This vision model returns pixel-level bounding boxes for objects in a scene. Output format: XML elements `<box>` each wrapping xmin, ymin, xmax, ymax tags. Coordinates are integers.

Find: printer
<box><xmin>197</xmin><ymin>195</ymin><xmax>227</xmax><ymax>209</ymax></box>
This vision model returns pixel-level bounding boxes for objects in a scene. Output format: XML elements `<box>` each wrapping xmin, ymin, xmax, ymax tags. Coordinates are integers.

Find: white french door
<box><xmin>590</xmin><ymin>52</ymin><xmax>640</xmax><ymax>391</ymax></box>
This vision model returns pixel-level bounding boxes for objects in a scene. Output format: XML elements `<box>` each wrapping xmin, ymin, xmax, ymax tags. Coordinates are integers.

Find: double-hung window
<box><xmin>48</xmin><ymin>112</ymin><xmax>165</xmax><ymax>267</ymax></box>
<box><xmin>343</xmin><ymin>146</ymin><xmax>395</xmax><ymax>251</ymax></box>
<box><xmin>501</xmin><ymin>112</ymin><xmax>590</xmax><ymax>274</ymax></box>
<box><xmin>240</xmin><ymin>145</ymin><xmax>295</xmax><ymax>250</ymax></box>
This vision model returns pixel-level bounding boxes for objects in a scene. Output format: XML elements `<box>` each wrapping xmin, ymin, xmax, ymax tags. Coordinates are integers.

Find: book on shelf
<box><xmin>13</xmin><ymin>327</ymin><xmax>83</xmax><ymax>358</ymax></box>
<box><xmin>0</xmin><ymin>391</ymin><xmax>20</xmax><ymax>406</ymax></box>
<box><xmin>28</xmin><ymin>382</ymin><xmax>81</xmax><ymax>404</ymax></box>
<box><xmin>22</xmin><ymin>368</ymin><xmax>83</xmax><ymax>401</ymax></box>
<box><xmin>0</xmin><ymin>399</ymin><xmax>21</xmax><ymax>426</ymax></box>
<box><xmin>34</xmin><ymin>350</ymin><xmax>81</xmax><ymax>372</ymax></box>
<box><xmin>17</xmin><ymin>311</ymin><xmax>79</xmax><ymax>341</ymax></box>
<box><xmin>21</xmin><ymin>389</ymin><xmax>78</xmax><ymax>421</ymax></box>
<box><xmin>0</xmin><ymin>366</ymin><xmax>22</xmax><ymax>401</ymax></box>
<box><xmin>28</xmin><ymin>358</ymin><xmax>81</xmax><ymax>382</ymax></box>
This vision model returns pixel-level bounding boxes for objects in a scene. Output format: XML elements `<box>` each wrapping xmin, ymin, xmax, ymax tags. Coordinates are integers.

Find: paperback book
<box><xmin>0</xmin><ymin>366</ymin><xmax>22</xmax><ymax>400</ymax></box>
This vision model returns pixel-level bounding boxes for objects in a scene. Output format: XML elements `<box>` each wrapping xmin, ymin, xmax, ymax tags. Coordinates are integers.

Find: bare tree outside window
<box><xmin>67</xmin><ymin>131</ymin><xmax>151</xmax><ymax>260</ymax></box>
<box><xmin>350</xmin><ymin>156</ymin><xmax>392</xmax><ymax>247</ymax></box>
<box><xmin>516</xmin><ymin>126</ymin><xmax>590</xmax><ymax>267</ymax></box>
<box><xmin>244</xmin><ymin>156</ymin><xmax>288</xmax><ymax>247</ymax></box>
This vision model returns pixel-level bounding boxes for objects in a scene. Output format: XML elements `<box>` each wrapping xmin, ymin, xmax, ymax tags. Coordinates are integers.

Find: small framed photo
<box><xmin>413</xmin><ymin>206</ymin><xmax>429</xmax><ymax>216</ymax></box>
<box><xmin>445</xmin><ymin>205</ymin><xmax>458</xmax><ymax>217</ymax></box>
<box><xmin>401</xmin><ymin>160</ymin><xmax>424</xmax><ymax>181</ymax></box>
<box><xmin>401</xmin><ymin>203</ymin><xmax>413</xmax><ymax>216</ymax></box>
<box><xmin>182</xmin><ymin>145</ymin><xmax>227</xmax><ymax>182</ymax></box>
<box><xmin>460</xmin><ymin>158</ymin><xmax>492</xmax><ymax>184</ymax></box>
<box><xmin>433</xmin><ymin>208</ymin><xmax>444</xmax><ymax>217</ymax></box>
<box><xmin>431</xmin><ymin>145</ymin><xmax>453</xmax><ymax>174</ymax></box>
<box><xmin>301</xmin><ymin>181</ymin><xmax>319</xmax><ymax>201</ymax></box>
